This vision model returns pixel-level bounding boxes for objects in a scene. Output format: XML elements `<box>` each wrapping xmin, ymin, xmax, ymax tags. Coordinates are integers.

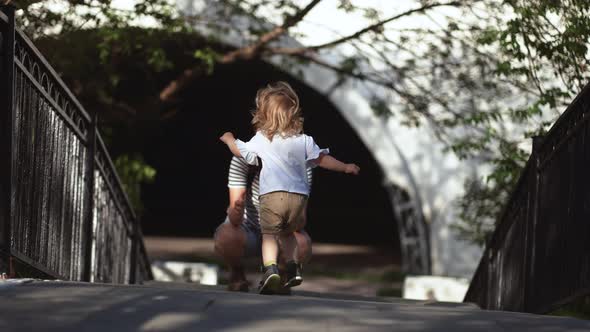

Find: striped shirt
<box><xmin>227</xmin><ymin>156</ymin><xmax>313</xmax><ymax>232</ymax></box>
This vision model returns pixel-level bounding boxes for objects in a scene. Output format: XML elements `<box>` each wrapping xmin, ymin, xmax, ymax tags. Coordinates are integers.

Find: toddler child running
<box><xmin>220</xmin><ymin>81</ymin><xmax>360</xmax><ymax>294</ymax></box>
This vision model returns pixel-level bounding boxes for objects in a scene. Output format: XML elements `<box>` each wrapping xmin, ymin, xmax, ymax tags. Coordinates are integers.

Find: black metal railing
<box><xmin>0</xmin><ymin>5</ymin><xmax>152</xmax><ymax>283</ymax></box>
<box><xmin>464</xmin><ymin>83</ymin><xmax>590</xmax><ymax>313</ymax></box>
<box><xmin>386</xmin><ymin>184</ymin><xmax>431</xmax><ymax>275</ymax></box>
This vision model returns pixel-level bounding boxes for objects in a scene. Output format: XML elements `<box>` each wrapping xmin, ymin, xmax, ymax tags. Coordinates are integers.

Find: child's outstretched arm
<box><xmin>220</xmin><ymin>132</ymin><xmax>242</xmax><ymax>158</ymax></box>
<box><xmin>315</xmin><ymin>154</ymin><xmax>360</xmax><ymax>175</ymax></box>
<box><xmin>220</xmin><ymin>132</ymin><xmax>260</xmax><ymax>165</ymax></box>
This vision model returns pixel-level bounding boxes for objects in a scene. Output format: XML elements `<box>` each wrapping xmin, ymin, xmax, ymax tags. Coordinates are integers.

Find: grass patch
<box><xmin>304</xmin><ymin>266</ymin><xmax>405</xmax><ymax>283</ymax></box>
<box><xmin>380</xmin><ymin>269</ymin><xmax>405</xmax><ymax>282</ymax></box>
<box><xmin>377</xmin><ymin>286</ymin><xmax>403</xmax><ymax>298</ymax></box>
<box><xmin>550</xmin><ymin>295</ymin><xmax>590</xmax><ymax>320</ymax></box>
<box><xmin>304</xmin><ymin>268</ymin><xmax>372</xmax><ymax>281</ymax></box>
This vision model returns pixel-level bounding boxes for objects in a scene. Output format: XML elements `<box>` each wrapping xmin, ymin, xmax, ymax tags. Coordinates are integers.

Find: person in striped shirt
<box><xmin>214</xmin><ymin>155</ymin><xmax>313</xmax><ymax>292</ymax></box>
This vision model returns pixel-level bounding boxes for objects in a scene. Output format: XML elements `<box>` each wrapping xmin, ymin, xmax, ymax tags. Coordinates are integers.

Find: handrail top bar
<box><xmin>136</xmin><ymin>228</ymin><xmax>155</xmax><ymax>279</ymax></box>
<box><xmin>14</xmin><ymin>30</ymin><xmax>92</xmax><ymax>123</ymax></box>
<box><xmin>1</xmin><ymin>6</ymin><xmax>91</xmax><ymax>124</ymax></box>
<box><xmin>14</xmin><ymin>59</ymin><xmax>88</xmax><ymax>143</ymax></box>
<box><xmin>538</xmin><ymin>83</ymin><xmax>590</xmax><ymax>147</ymax></box>
<box><xmin>96</xmin><ymin>132</ymin><xmax>138</xmax><ymax>221</ymax></box>
<box><xmin>94</xmin><ymin>160</ymin><xmax>135</xmax><ymax>236</ymax></box>
<box><xmin>0</xmin><ymin>5</ymin><xmax>92</xmax><ymax>123</ymax></box>
<box><xmin>477</xmin><ymin>83</ymin><xmax>590</xmax><ymax>251</ymax></box>
<box><xmin>0</xmin><ymin>7</ymin><xmax>8</xmax><ymax>23</ymax></box>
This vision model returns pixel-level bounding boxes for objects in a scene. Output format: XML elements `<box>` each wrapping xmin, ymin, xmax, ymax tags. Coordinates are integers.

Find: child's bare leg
<box><xmin>294</xmin><ymin>230</ymin><xmax>312</xmax><ymax>264</ymax></box>
<box><xmin>259</xmin><ymin>233</ymin><xmax>281</xmax><ymax>294</ymax></box>
<box><xmin>261</xmin><ymin>234</ymin><xmax>279</xmax><ymax>266</ymax></box>
<box><xmin>278</xmin><ymin>232</ymin><xmax>298</xmax><ymax>263</ymax></box>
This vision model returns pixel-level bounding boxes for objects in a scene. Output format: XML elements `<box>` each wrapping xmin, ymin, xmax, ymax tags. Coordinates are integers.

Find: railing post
<box><xmin>129</xmin><ymin>218</ymin><xmax>138</xmax><ymax>284</ymax></box>
<box><xmin>0</xmin><ymin>4</ymin><xmax>16</xmax><ymax>276</ymax></box>
<box><xmin>81</xmin><ymin>113</ymin><xmax>97</xmax><ymax>282</ymax></box>
<box><xmin>486</xmin><ymin>248</ymin><xmax>494</xmax><ymax>309</ymax></box>
<box><xmin>523</xmin><ymin>135</ymin><xmax>543</xmax><ymax>312</ymax></box>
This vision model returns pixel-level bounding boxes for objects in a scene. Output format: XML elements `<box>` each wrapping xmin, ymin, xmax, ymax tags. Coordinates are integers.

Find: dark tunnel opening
<box><xmin>140</xmin><ymin>59</ymin><xmax>400</xmax><ymax>249</ymax></box>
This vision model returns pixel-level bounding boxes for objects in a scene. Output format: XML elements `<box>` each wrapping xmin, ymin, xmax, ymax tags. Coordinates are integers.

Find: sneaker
<box><xmin>273</xmin><ymin>266</ymin><xmax>292</xmax><ymax>295</ymax></box>
<box><xmin>283</xmin><ymin>261</ymin><xmax>303</xmax><ymax>288</ymax></box>
<box><xmin>258</xmin><ymin>264</ymin><xmax>280</xmax><ymax>294</ymax></box>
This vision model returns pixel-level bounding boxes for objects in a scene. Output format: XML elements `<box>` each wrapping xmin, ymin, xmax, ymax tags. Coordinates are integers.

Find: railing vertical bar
<box><xmin>129</xmin><ymin>218</ymin><xmax>138</xmax><ymax>284</ymax></box>
<box><xmin>72</xmin><ymin>139</ymin><xmax>84</xmax><ymax>280</ymax></box>
<box><xmin>56</xmin><ymin>124</ymin><xmax>69</xmax><ymax>278</ymax></box>
<box><xmin>484</xmin><ymin>250</ymin><xmax>496</xmax><ymax>309</ymax></box>
<box><xmin>11</xmin><ymin>68</ymin><xmax>20</xmax><ymax>255</ymax></box>
<box><xmin>31</xmin><ymin>93</ymin><xmax>45</xmax><ymax>262</ymax></box>
<box><xmin>0</xmin><ymin>4</ymin><xmax>15</xmax><ymax>275</ymax></box>
<box><xmin>523</xmin><ymin>135</ymin><xmax>543</xmax><ymax>312</ymax></box>
<box><xmin>82</xmin><ymin>113</ymin><xmax>97</xmax><ymax>282</ymax></box>
<box><xmin>15</xmin><ymin>74</ymin><xmax>24</xmax><ymax>257</ymax></box>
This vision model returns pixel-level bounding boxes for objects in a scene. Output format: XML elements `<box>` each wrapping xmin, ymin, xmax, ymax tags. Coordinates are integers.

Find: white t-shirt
<box><xmin>235</xmin><ymin>132</ymin><xmax>328</xmax><ymax>196</ymax></box>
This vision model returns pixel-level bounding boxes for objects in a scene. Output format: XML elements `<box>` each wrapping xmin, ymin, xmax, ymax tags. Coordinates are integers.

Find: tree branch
<box><xmin>267</xmin><ymin>1</ymin><xmax>461</xmax><ymax>56</ymax></box>
<box><xmin>291</xmin><ymin>52</ymin><xmax>399</xmax><ymax>92</ymax></box>
<box><xmin>219</xmin><ymin>0</ymin><xmax>323</xmax><ymax>63</ymax></box>
<box><xmin>310</xmin><ymin>1</ymin><xmax>460</xmax><ymax>50</ymax></box>
<box><xmin>160</xmin><ymin>0</ymin><xmax>323</xmax><ymax>102</ymax></box>
<box><xmin>159</xmin><ymin>67</ymin><xmax>202</xmax><ymax>103</ymax></box>
<box><xmin>282</xmin><ymin>0</ymin><xmax>324</xmax><ymax>29</ymax></box>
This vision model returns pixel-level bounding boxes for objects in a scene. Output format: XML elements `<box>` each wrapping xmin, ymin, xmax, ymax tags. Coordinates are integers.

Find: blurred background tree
<box><xmin>8</xmin><ymin>0</ymin><xmax>590</xmax><ymax>241</ymax></box>
<box><xmin>450</xmin><ymin>0</ymin><xmax>590</xmax><ymax>245</ymax></box>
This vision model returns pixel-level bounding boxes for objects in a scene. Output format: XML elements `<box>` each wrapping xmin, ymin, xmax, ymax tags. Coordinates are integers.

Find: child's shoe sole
<box><xmin>259</xmin><ymin>274</ymin><xmax>281</xmax><ymax>295</ymax></box>
<box><xmin>284</xmin><ymin>276</ymin><xmax>303</xmax><ymax>288</ymax></box>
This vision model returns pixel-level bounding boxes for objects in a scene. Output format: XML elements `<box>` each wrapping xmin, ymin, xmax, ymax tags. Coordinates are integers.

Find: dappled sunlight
<box><xmin>140</xmin><ymin>312</ymin><xmax>202</xmax><ymax>331</ymax></box>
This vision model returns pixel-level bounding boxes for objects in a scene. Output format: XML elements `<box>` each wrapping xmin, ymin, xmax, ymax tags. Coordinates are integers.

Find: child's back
<box><xmin>235</xmin><ymin>131</ymin><xmax>327</xmax><ymax>197</ymax></box>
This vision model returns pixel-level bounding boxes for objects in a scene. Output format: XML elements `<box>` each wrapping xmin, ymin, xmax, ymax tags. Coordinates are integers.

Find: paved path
<box><xmin>1</xmin><ymin>280</ymin><xmax>589</xmax><ymax>331</ymax></box>
<box><xmin>145</xmin><ymin>236</ymin><xmax>401</xmax><ymax>297</ymax></box>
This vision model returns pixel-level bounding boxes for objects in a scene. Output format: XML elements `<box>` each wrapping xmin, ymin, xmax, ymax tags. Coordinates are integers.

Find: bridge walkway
<box><xmin>1</xmin><ymin>279</ymin><xmax>589</xmax><ymax>331</ymax></box>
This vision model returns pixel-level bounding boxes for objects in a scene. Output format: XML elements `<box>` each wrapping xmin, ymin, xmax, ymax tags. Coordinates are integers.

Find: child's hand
<box><xmin>345</xmin><ymin>163</ymin><xmax>360</xmax><ymax>175</ymax></box>
<box><xmin>220</xmin><ymin>132</ymin><xmax>235</xmax><ymax>144</ymax></box>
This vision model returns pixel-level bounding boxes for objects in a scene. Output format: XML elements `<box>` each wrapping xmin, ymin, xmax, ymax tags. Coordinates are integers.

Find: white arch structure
<box><xmin>179</xmin><ymin>0</ymin><xmax>483</xmax><ymax>278</ymax></box>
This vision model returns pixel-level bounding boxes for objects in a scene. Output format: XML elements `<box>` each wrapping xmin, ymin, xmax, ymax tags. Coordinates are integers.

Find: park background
<box><xmin>5</xmin><ymin>0</ymin><xmax>590</xmax><ymax>309</ymax></box>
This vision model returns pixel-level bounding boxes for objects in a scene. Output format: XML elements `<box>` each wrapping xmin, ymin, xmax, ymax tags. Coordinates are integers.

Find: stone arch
<box><xmin>142</xmin><ymin>59</ymin><xmax>401</xmax><ymax>250</ymax></box>
<box><xmin>176</xmin><ymin>0</ymin><xmax>483</xmax><ymax>277</ymax></box>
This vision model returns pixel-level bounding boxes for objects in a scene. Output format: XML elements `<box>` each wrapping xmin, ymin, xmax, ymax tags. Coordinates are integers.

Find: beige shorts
<box><xmin>259</xmin><ymin>191</ymin><xmax>308</xmax><ymax>235</ymax></box>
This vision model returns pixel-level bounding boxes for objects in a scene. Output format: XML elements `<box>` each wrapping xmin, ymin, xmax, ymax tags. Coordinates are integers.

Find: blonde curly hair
<box><xmin>252</xmin><ymin>81</ymin><xmax>303</xmax><ymax>140</ymax></box>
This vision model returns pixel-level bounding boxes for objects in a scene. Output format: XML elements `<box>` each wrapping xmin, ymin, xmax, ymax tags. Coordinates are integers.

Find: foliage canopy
<box><xmin>7</xmin><ymin>0</ymin><xmax>590</xmax><ymax>238</ymax></box>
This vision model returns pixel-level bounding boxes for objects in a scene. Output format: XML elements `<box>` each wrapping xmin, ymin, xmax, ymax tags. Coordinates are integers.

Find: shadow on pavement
<box><xmin>1</xmin><ymin>281</ymin><xmax>590</xmax><ymax>331</ymax></box>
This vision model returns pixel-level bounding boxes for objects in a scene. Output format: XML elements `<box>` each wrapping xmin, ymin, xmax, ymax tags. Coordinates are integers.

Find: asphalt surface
<box><xmin>1</xmin><ymin>279</ymin><xmax>589</xmax><ymax>331</ymax></box>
